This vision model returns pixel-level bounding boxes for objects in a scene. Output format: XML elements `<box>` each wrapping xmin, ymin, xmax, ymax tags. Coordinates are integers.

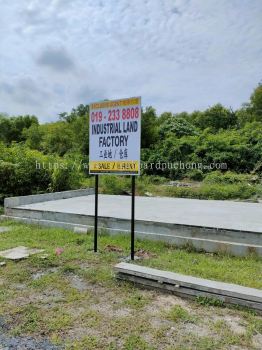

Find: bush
<box><xmin>186</xmin><ymin>169</ymin><xmax>204</xmax><ymax>181</ymax></box>
<box><xmin>50</xmin><ymin>164</ymin><xmax>81</xmax><ymax>192</ymax></box>
<box><xmin>161</xmin><ymin>183</ymin><xmax>257</xmax><ymax>200</ymax></box>
<box><xmin>0</xmin><ymin>143</ymin><xmax>83</xmax><ymax>199</ymax></box>
<box><xmin>0</xmin><ymin>144</ymin><xmax>52</xmax><ymax>196</ymax></box>
<box><xmin>0</xmin><ymin>161</ymin><xmax>17</xmax><ymax>196</ymax></box>
<box><xmin>100</xmin><ymin>175</ymin><xmax>129</xmax><ymax>195</ymax></box>
<box><xmin>200</xmin><ymin>183</ymin><xmax>256</xmax><ymax>200</ymax></box>
<box><xmin>203</xmin><ymin>171</ymin><xmax>256</xmax><ymax>185</ymax></box>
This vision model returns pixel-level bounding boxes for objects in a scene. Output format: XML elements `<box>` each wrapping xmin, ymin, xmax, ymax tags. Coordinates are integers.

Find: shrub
<box><xmin>186</xmin><ymin>169</ymin><xmax>204</xmax><ymax>181</ymax></box>
<box><xmin>162</xmin><ymin>183</ymin><xmax>257</xmax><ymax>200</ymax></box>
<box><xmin>200</xmin><ymin>183</ymin><xmax>256</xmax><ymax>200</ymax></box>
<box><xmin>100</xmin><ymin>175</ymin><xmax>129</xmax><ymax>195</ymax></box>
<box><xmin>50</xmin><ymin>164</ymin><xmax>81</xmax><ymax>192</ymax></box>
<box><xmin>0</xmin><ymin>143</ymin><xmax>83</xmax><ymax>199</ymax></box>
<box><xmin>203</xmin><ymin>171</ymin><xmax>256</xmax><ymax>185</ymax></box>
<box><xmin>0</xmin><ymin>161</ymin><xmax>17</xmax><ymax>196</ymax></box>
<box><xmin>0</xmin><ymin>145</ymin><xmax>51</xmax><ymax>196</ymax></box>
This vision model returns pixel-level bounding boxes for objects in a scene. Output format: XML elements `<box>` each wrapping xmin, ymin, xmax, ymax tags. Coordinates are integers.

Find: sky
<box><xmin>0</xmin><ymin>0</ymin><xmax>261</xmax><ymax>123</ymax></box>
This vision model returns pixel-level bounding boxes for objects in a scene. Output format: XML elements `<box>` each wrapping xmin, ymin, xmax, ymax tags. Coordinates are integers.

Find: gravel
<box><xmin>0</xmin><ymin>318</ymin><xmax>63</xmax><ymax>350</ymax></box>
<box><xmin>0</xmin><ymin>333</ymin><xmax>63</xmax><ymax>350</ymax></box>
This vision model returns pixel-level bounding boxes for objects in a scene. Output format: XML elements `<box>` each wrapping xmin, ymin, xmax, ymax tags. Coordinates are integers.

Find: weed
<box><xmin>165</xmin><ymin>305</ymin><xmax>196</xmax><ymax>323</ymax></box>
<box><xmin>125</xmin><ymin>291</ymin><xmax>152</xmax><ymax>309</ymax></box>
<box><xmin>196</xmin><ymin>296</ymin><xmax>224</xmax><ymax>307</ymax></box>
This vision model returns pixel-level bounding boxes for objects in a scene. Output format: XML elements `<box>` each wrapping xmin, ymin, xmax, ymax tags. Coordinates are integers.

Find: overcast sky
<box><xmin>0</xmin><ymin>0</ymin><xmax>261</xmax><ymax>122</ymax></box>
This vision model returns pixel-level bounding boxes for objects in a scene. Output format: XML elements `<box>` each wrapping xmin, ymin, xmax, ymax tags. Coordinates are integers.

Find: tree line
<box><xmin>1</xmin><ymin>84</ymin><xmax>261</xmax><ymax>175</ymax></box>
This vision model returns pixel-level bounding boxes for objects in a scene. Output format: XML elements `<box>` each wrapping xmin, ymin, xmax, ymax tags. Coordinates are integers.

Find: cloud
<box><xmin>36</xmin><ymin>46</ymin><xmax>75</xmax><ymax>72</ymax></box>
<box><xmin>0</xmin><ymin>77</ymin><xmax>49</xmax><ymax>107</ymax></box>
<box><xmin>0</xmin><ymin>0</ymin><xmax>261</xmax><ymax>120</ymax></box>
<box><xmin>76</xmin><ymin>83</ymin><xmax>108</xmax><ymax>105</ymax></box>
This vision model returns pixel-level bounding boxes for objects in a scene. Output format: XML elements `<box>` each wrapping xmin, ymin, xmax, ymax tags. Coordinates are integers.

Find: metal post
<box><xmin>131</xmin><ymin>176</ymin><xmax>135</xmax><ymax>260</ymax></box>
<box><xmin>94</xmin><ymin>175</ymin><xmax>99</xmax><ymax>252</ymax></box>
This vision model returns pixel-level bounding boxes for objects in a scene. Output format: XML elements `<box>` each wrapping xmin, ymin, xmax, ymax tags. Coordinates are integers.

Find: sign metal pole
<box><xmin>131</xmin><ymin>176</ymin><xmax>135</xmax><ymax>260</ymax></box>
<box><xmin>89</xmin><ymin>97</ymin><xmax>141</xmax><ymax>257</ymax></box>
<box><xmin>94</xmin><ymin>174</ymin><xmax>99</xmax><ymax>252</ymax></box>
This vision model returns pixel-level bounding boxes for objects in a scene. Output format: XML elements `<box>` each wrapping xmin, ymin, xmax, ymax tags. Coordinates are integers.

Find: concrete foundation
<box><xmin>3</xmin><ymin>191</ymin><xmax>262</xmax><ymax>257</ymax></box>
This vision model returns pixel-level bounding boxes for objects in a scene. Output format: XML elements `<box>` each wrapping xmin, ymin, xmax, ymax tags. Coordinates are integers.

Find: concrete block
<box><xmin>0</xmin><ymin>246</ymin><xmax>44</xmax><ymax>260</ymax></box>
<box><xmin>4</xmin><ymin>188</ymin><xmax>94</xmax><ymax>209</ymax></box>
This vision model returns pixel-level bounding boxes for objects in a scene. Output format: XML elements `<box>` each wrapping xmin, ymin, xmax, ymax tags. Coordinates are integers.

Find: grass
<box><xmin>0</xmin><ymin>221</ymin><xmax>261</xmax><ymax>349</ymax></box>
<box><xmin>82</xmin><ymin>174</ymin><xmax>262</xmax><ymax>201</ymax></box>
<box><xmin>165</xmin><ymin>305</ymin><xmax>196</xmax><ymax>323</ymax></box>
<box><xmin>139</xmin><ymin>244</ymin><xmax>262</xmax><ymax>289</ymax></box>
<box><xmin>151</xmin><ymin>182</ymin><xmax>258</xmax><ymax>200</ymax></box>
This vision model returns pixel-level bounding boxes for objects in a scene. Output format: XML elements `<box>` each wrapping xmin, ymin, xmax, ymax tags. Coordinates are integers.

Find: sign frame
<box><xmin>88</xmin><ymin>97</ymin><xmax>141</xmax><ymax>260</ymax></box>
<box><xmin>89</xmin><ymin>96</ymin><xmax>141</xmax><ymax>176</ymax></box>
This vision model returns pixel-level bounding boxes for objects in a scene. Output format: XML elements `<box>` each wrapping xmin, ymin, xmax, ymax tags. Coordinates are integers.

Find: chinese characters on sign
<box><xmin>89</xmin><ymin>97</ymin><xmax>141</xmax><ymax>175</ymax></box>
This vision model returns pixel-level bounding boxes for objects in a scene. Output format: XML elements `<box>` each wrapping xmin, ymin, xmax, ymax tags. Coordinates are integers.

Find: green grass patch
<box><xmin>165</xmin><ymin>305</ymin><xmax>196</xmax><ymax>323</ymax></box>
<box><xmin>196</xmin><ymin>296</ymin><xmax>225</xmax><ymax>307</ymax></box>
<box><xmin>0</xmin><ymin>221</ymin><xmax>261</xmax><ymax>350</ymax></box>
<box><xmin>124</xmin><ymin>291</ymin><xmax>152</xmax><ymax>309</ymax></box>
<box><xmin>83</xmin><ymin>173</ymin><xmax>262</xmax><ymax>200</ymax></box>
<box><xmin>0</xmin><ymin>221</ymin><xmax>261</xmax><ymax>290</ymax></box>
<box><xmin>123</xmin><ymin>334</ymin><xmax>153</xmax><ymax>350</ymax></box>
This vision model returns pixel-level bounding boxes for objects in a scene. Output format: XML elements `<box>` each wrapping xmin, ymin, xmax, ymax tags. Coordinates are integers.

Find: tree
<box><xmin>190</xmin><ymin>104</ymin><xmax>237</xmax><ymax>132</ymax></box>
<box><xmin>158</xmin><ymin>113</ymin><xmax>198</xmax><ymax>139</ymax></box>
<box><xmin>141</xmin><ymin>107</ymin><xmax>158</xmax><ymax>148</ymax></box>
<box><xmin>59</xmin><ymin>104</ymin><xmax>89</xmax><ymax>123</ymax></box>
<box><xmin>236</xmin><ymin>83</ymin><xmax>262</xmax><ymax>125</ymax></box>
<box><xmin>41</xmin><ymin>122</ymin><xmax>74</xmax><ymax>156</ymax></box>
<box><xmin>0</xmin><ymin>114</ymin><xmax>38</xmax><ymax>144</ymax></box>
<box><xmin>23</xmin><ymin>124</ymin><xmax>44</xmax><ymax>150</ymax></box>
<box><xmin>249</xmin><ymin>83</ymin><xmax>262</xmax><ymax>120</ymax></box>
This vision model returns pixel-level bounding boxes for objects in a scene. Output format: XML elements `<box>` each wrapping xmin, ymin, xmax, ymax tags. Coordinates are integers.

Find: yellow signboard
<box><xmin>89</xmin><ymin>97</ymin><xmax>141</xmax><ymax>175</ymax></box>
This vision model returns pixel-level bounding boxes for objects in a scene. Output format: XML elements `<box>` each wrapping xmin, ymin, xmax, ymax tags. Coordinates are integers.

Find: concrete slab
<box><xmin>115</xmin><ymin>262</ymin><xmax>262</xmax><ymax>312</ymax></box>
<box><xmin>0</xmin><ymin>227</ymin><xmax>10</xmax><ymax>233</ymax></box>
<box><xmin>4</xmin><ymin>194</ymin><xmax>262</xmax><ymax>256</ymax></box>
<box><xmin>17</xmin><ymin>195</ymin><xmax>262</xmax><ymax>233</ymax></box>
<box><xmin>0</xmin><ymin>246</ymin><xmax>44</xmax><ymax>260</ymax></box>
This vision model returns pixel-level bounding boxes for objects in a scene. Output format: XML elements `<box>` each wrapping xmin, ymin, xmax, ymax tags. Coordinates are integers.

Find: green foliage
<box><xmin>100</xmin><ymin>175</ymin><xmax>129</xmax><ymax>195</ymax></box>
<box><xmin>123</xmin><ymin>335</ymin><xmax>150</xmax><ymax>350</ymax></box>
<box><xmin>203</xmin><ymin>171</ymin><xmax>257</xmax><ymax>184</ymax></box>
<box><xmin>96</xmin><ymin>174</ymin><xmax>259</xmax><ymax>200</ymax></box>
<box><xmin>40</xmin><ymin>122</ymin><xmax>75</xmax><ymax>156</ymax></box>
<box><xmin>23</xmin><ymin>123</ymin><xmax>44</xmax><ymax>150</ymax></box>
<box><xmin>141</xmin><ymin>106</ymin><xmax>158</xmax><ymax>148</ymax></box>
<box><xmin>0</xmin><ymin>114</ymin><xmax>38</xmax><ymax>144</ymax></box>
<box><xmin>0</xmin><ymin>143</ymin><xmax>82</xmax><ymax>200</ymax></box>
<box><xmin>196</xmin><ymin>296</ymin><xmax>224</xmax><ymax>307</ymax></box>
<box><xmin>166</xmin><ymin>305</ymin><xmax>195</xmax><ymax>323</ymax></box>
<box><xmin>0</xmin><ymin>143</ymin><xmax>51</xmax><ymax>198</ymax></box>
<box><xmin>190</xmin><ymin>104</ymin><xmax>237</xmax><ymax>132</ymax></box>
<box><xmin>249</xmin><ymin>83</ymin><xmax>262</xmax><ymax>119</ymax></box>
<box><xmin>24</xmin><ymin>111</ymin><xmax>89</xmax><ymax>157</ymax></box>
<box><xmin>158</xmin><ymin>113</ymin><xmax>198</xmax><ymax>138</ymax></box>
<box><xmin>50</xmin><ymin>164</ymin><xmax>81</xmax><ymax>192</ymax></box>
<box><xmin>0</xmin><ymin>84</ymin><xmax>261</xmax><ymax>201</ymax></box>
<box><xmin>186</xmin><ymin>169</ymin><xmax>204</xmax><ymax>181</ymax></box>
<box><xmin>59</xmin><ymin>103</ymin><xmax>89</xmax><ymax>123</ymax></box>
<box><xmin>160</xmin><ymin>183</ymin><xmax>257</xmax><ymax>200</ymax></box>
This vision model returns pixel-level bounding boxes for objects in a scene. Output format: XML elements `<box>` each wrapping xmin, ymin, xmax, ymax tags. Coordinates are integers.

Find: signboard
<box><xmin>89</xmin><ymin>97</ymin><xmax>141</xmax><ymax>175</ymax></box>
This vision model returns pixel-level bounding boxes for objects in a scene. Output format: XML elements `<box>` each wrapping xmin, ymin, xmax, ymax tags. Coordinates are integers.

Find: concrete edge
<box><xmin>4</xmin><ymin>188</ymin><xmax>95</xmax><ymax>209</ymax></box>
<box><xmin>114</xmin><ymin>264</ymin><xmax>262</xmax><ymax>313</ymax></box>
<box><xmin>4</xmin><ymin>206</ymin><xmax>262</xmax><ymax>247</ymax></box>
<box><xmin>5</xmin><ymin>206</ymin><xmax>262</xmax><ymax>236</ymax></box>
<box><xmin>1</xmin><ymin>215</ymin><xmax>262</xmax><ymax>257</ymax></box>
